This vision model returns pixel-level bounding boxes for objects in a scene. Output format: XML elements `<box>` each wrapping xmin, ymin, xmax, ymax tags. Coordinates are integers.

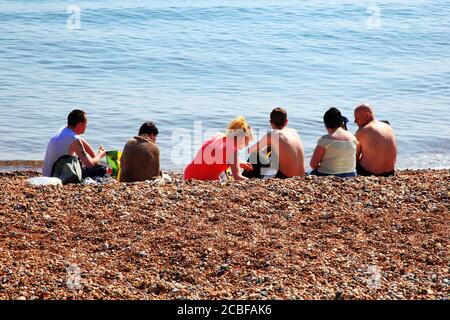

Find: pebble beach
<box><xmin>0</xmin><ymin>169</ymin><xmax>448</xmax><ymax>300</ymax></box>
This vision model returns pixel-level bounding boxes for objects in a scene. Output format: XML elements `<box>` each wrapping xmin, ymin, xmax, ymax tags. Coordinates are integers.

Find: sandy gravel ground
<box><xmin>0</xmin><ymin>170</ymin><xmax>448</xmax><ymax>300</ymax></box>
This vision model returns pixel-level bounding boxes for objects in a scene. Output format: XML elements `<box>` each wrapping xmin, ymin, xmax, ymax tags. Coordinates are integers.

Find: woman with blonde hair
<box><xmin>184</xmin><ymin>116</ymin><xmax>254</xmax><ymax>180</ymax></box>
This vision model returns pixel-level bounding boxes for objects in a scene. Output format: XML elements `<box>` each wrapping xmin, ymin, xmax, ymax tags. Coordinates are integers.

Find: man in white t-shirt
<box><xmin>42</xmin><ymin>109</ymin><xmax>106</xmax><ymax>177</ymax></box>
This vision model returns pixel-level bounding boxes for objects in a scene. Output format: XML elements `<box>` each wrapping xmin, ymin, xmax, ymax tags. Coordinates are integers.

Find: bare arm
<box><xmin>298</xmin><ymin>155</ymin><xmax>306</xmax><ymax>176</ymax></box>
<box><xmin>80</xmin><ymin>138</ymin><xmax>96</xmax><ymax>158</ymax></box>
<box><xmin>310</xmin><ymin>145</ymin><xmax>326</xmax><ymax>170</ymax></box>
<box><xmin>355</xmin><ymin>140</ymin><xmax>362</xmax><ymax>163</ymax></box>
<box><xmin>298</xmin><ymin>140</ymin><xmax>306</xmax><ymax>176</ymax></box>
<box><xmin>230</xmin><ymin>151</ymin><xmax>248</xmax><ymax>181</ymax></box>
<box><xmin>70</xmin><ymin>139</ymin><xmax>106</xmax><ymax>169</ymax></box>
<box><xmin>355</xmin><ymin>130</ymin><xmax>364</xmax><ymax>163</ymax></box>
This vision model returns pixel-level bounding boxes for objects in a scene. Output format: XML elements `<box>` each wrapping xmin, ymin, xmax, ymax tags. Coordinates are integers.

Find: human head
<box><xmin>67</xmin><ymin>109</ymin><xmax>87</xmax><ymax>134</ymax></box>
<box><xmin>226</xmin><ymin>116</ymin><xmax>254</xmax><ymax>149</ymax></box>
<box><xmin>354</xmin><ymin>103</ymin><xmax>375</xmax><ymax>128</ymax></box>
<box><xmin>138</xmin><ymin>122</ymin><xmax>159</xmax><ymax>142</ymax></box>
<box><xmin>270</xmin><ymin>107</ymin><xmax>288</xmax><ymax>129</ymax></box>
<box><xmin>323</xmin><ymin>107</ymin><xmax>346</xmax><ymax>130</ymax></box>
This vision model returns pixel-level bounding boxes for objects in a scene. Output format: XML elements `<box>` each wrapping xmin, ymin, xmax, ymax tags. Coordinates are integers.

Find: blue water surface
<box><xmin>0</xmin><ymin>0</ymin><xmax>449</xmax><ymax>169</ymax></box>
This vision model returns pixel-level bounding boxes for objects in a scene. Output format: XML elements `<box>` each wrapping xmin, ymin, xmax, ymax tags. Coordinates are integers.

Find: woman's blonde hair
<box><xmin>226</xmin><ymin>116</ymin><xmax>254</xmax><ymax>140</ymax></box>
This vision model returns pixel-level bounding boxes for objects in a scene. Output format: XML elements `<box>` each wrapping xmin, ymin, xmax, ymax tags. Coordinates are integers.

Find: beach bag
<box><xmin>106</xmin><ymin>150</ymin><xmax>122</xmax><ymax>180</ymax></box>
<box><xmin>51</xmin><ymin>155</ymin><xmax>82</xmax><ymax>184</ymax></box>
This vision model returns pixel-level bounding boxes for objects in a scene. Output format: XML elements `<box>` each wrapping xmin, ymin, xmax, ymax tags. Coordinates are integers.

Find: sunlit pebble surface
<box><xmin>0</xmin><ymin>170</ymin><xmax>448</xmax><ymax>300</ymax></box>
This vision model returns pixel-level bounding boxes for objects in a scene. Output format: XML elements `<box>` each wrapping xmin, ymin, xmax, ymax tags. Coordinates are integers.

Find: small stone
<box><xmin>323</xmin><ymin>212</ymin><xmax>332</xmax><ymax>219</ymax></box>
<box><xmin>138</xmin><ymin>251</ymin><xmax>147</xmax><ymax>258</ymax></box>
<box><xmin>217</xmin><ymin>264</ymin><xmax>230</xmax><ymax>276</ymax></box>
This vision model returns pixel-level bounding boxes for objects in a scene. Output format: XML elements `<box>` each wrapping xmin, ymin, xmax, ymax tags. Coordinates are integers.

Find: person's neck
<box><xmin>68</xmin><ymin>126</ymin><xmax>80</xmax><ymax>135</ymax></box>
<box><xmin>327</xmin><ymin>127</ymin><xmax>341</xmax><ymax>134</ymax></box>
<box><xmin>363</xmin><ymin>117</ymin><xmax>375</xmax><ymax>127</ymax></box>
<box><xmin>140</xmin><ymin>134</ymin><xmax>156</xmax><ymax>143</ymax></box>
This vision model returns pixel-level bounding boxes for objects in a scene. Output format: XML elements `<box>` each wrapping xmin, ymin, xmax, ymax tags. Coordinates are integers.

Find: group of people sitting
<box><xmin>42</xmin><ymin>104</ymin><xmax>397</xmax><ymax>183</ymax></box>
<box><xmin>183</xmin><ymin>105</ymin><xmax>396</xmax><ymax>180</ymax></box>
<box><xmin>41</xmin><ymin>110</ymin><xmax>162</xmax><ymax>183</ymax></box>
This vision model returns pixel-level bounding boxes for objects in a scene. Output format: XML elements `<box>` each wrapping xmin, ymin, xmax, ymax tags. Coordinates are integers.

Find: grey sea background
<box><xmin>0</xmin><ymin>0</ymin><xmax>449</xmax><ymax>171</ymax></box>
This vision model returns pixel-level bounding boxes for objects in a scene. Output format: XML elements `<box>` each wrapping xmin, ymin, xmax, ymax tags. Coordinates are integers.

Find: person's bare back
<box><xmin>354</xmin><ymin>106</ymin><xmax>397</xmax><ymax>175</ymax></box>
<box><xmin>271</xmin><ymin>127</ymin><xmax>305</xmax><ymax>177</ymax></box>
<box><xmin>248</xmin><ymin>107</ymin><xmax>305</xmax><ymax>178</ymax></box>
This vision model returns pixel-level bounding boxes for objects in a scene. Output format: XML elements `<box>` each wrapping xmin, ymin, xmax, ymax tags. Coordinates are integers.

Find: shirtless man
<box><xmin>248</xmin><ymin>107</ymin><xmax>305</xmax><ymax>178</ymax></box>
<box><xmin>354</xmin><ymin>104</ymin><xmax>397</xmax><ymax>176</ymax></box>
<box><xmin>42</xmin><ymin>109</ymin><xmax>106</xmax><ymax>178</ymax></box>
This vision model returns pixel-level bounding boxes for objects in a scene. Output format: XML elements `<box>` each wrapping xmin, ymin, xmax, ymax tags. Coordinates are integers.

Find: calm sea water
<box><xmin>0</xmin><ymin>0</ymin><xmax>449</xmax><ymax>171</ymax></box>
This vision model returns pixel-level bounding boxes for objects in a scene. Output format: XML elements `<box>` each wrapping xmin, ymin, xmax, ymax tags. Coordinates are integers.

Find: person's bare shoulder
<box><xmin>377</xmin><ymin>121</ymin><xmax>396</xmax><ymax>140</ymax></box>
<box><xmin>346</xmin><ymin>131</ymin><xmax>357</xmax><ymax>140</ymax></box>
<box><xmin>377</xmin><ymin>120</ymin><xmax>394</xmax><ymax>131</ymax></box>
<box><xmin>367</xmin><ymin>120</ymin><xmax>389</xmax><ymax>136</ymax></box>
<box><xmin>270</xmin><ymin>128</ymin><xmax>283</xmax><ymax>139</ymax></box>
<box><xmin>282</xmin><ymin>127</ymin><xmax>300</xmax><ymax>139</ymax></box>
<box><xmin>355</xmin><ymin>126</ymin><xmax>368</xmax><ymax>142</ymax></box>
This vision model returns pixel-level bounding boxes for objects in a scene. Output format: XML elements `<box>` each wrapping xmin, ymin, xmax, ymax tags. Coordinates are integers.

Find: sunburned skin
<box><xmin>354</xmin><ymin>105</ymin><xmax>397</xmax><ymax>175</ymax></box>
<box><xmin>66</xmin><ymin>118</ymin><xmax>106</xmax><ymax>169</ymax></box>
<box><xmin>249</xmin><ymin>126</ymin><xmax>305</xmax><ymax>177</ymax></box>
<box><xmin>270</xmin><ymin>127</ymin><xmax>305</xmax><ymax>177</ymax></box>
<box><xmin>78</xmin><ymin>139</ymin><xmax>88</xmax><ymax>158</ymax></box>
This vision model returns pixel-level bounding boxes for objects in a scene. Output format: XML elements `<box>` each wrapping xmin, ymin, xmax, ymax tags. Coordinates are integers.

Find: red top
<box><xmin>184</xmin><ymin>134</ymin><xmax>237</xmax><ymax>180</ymax></box>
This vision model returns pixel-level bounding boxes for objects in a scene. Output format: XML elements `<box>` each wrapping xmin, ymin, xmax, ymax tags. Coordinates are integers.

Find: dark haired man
<box><xmin>42</xmin><ymin>109</ymin><xmax>106</xmax><ymax>178</ymax></box>
<box><xmin>247</xmin><ymin>107</ymin><xmax>305</xmax><ymax>178</ymax></box>
<box><xmin>354</xmin><ymin>104</ymin><xmax>397</xmax><ymax>176</ymax></box>
<box><xmin>119</xmin><ymin>122</ymin><xmax>161</xmax><ymax>182</ymax></box>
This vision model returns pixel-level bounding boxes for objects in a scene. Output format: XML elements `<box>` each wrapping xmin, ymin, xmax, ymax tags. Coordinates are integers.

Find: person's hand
<box><xmin>98</xmin><ymin>146</ymin><xmax>107</xmax><ymax>158</ymax></box>
<box><xmin>239</xmin><ymin>162</ymin><xmax>253</xmax><ymax>171</ymax></box>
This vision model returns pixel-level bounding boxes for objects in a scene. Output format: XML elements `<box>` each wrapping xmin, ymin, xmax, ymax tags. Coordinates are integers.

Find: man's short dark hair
<box><xmin>270</xmin><ymin>107</ymin><xmax>287</xmax><ymax>127</ymax></box>
<box><xmin>67</xmin><ymin>109</ymin><xmax>87</xmax><ymax>127</ymax></box>
<box><xmin>139</xmin><ymin>122</ymin><xmax>159</xmax><ymax>136</ymax></box>
<box><xmin>323</xmin><ymin>107</ymin><xmax>344</xmax><ymax>129</ymax></box>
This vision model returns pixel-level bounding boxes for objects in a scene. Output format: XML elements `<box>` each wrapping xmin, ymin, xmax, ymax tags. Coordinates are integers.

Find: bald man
<box><xmin>354</xmin><ymin>104</ymin><xmax>397</xmax><ymax>176</ymax></box>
